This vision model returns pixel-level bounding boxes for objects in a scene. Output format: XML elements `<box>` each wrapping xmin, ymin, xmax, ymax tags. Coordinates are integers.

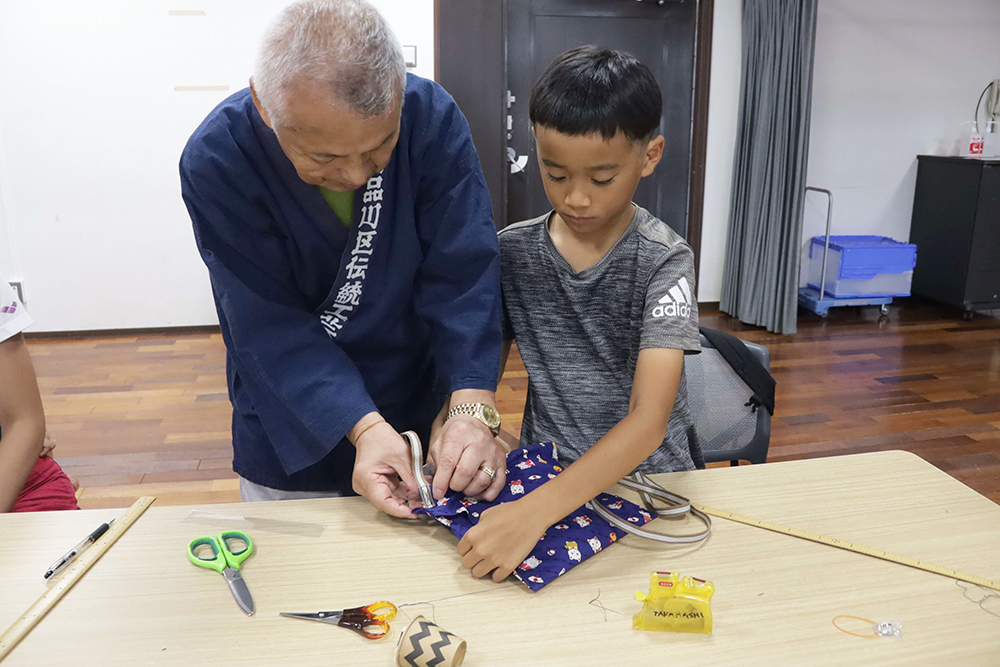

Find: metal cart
<box><xmin>797</xmin><ymin>186</ymin><xmax>893</xmax><ymax>318</ymax></box>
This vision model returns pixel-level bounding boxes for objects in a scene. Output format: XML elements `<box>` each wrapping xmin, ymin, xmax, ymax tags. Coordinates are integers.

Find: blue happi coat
<box><xmin>179</xmin><ymin>74</ymin><xmax>501</xmax><ymax>493</ymax></box>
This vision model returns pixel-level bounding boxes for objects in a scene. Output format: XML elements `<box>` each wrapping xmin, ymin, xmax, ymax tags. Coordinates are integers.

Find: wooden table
<box><xmin>2</xmin><ymin>450</ymin><xmax>998</xmax><ymax>665</ymax></box>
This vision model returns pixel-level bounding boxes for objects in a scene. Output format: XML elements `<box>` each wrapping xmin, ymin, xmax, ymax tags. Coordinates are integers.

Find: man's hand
<box><xmin>429</xmin><ymin>415</ymin><xmax>506</xmax><ymax>501</ymax></box>
<box><xmin>457</xmin><ymin>499</ymin><xmax>548</xmax><ymax>583</ymax></box>
<box><xmin>351</xmin><ymin>420</ymin><xmax>420</xmax><ymax>518</ymax></box>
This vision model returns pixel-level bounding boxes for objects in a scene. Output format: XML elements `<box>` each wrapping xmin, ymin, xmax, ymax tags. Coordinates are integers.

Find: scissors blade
<box><xmin>279</xmin><ymin>611</ymin><xmax>342</xmax><ymax>624</ymax></box>
<box><xmin>223</xmin><ymin>567</ymin><xmax>254</xmax><ymax>616</ymax></box>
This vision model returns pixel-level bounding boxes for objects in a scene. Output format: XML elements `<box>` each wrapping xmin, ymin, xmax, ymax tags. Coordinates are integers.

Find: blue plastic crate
<box><xmin>807</xmin><ymin>236</ymin><xmax>917</xmax><ymax>298</ymax></box>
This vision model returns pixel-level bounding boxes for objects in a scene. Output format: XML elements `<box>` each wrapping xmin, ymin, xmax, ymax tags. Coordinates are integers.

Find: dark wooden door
<box><xmin>437</xmin><ymin>0</ymin><xmax>708</xmax><ymax>262</ymax></box>
<box><xmin>504</xmin><ymin>0</ymin><xmax>697</xmax><ymax>238</ymax></box>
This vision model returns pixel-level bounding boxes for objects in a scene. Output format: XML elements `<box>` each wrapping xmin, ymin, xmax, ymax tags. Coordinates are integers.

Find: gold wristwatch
<box><xmin>446</xmin><ymin>402</ymin><xmax>501</xmax><ymax>436</ymax></box>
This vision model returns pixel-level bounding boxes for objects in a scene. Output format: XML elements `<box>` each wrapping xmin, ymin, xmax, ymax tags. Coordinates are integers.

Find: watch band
<box><xmin>446</xmin><ymin>403</ymin><xmax>501</xmax><ymax>436</ymax></box>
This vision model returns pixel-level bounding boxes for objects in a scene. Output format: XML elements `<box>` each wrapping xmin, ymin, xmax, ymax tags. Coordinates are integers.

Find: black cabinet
<box><xmin>910</xmin><ymin>156</ymin><xmax>1000</xmax><ymax>317</ymax></box>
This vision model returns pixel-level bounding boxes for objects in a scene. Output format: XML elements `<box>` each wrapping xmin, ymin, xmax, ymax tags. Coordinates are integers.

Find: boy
<box><xmin>456</xmin><ymin>46</ymin><xmax>700</xmax><ymax>581</ymax></box>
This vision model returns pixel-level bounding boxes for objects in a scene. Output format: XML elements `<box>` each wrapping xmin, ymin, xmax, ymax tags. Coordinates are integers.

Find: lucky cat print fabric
<box><xmin>415</xmin><ymin>443</ymin><xmax>654</xmax><ymax>591</ymax></box>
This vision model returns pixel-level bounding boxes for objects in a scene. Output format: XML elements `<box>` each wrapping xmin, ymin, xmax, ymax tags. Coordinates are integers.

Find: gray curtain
<box><xmin>720</xmin><ymin>0</ymin><xmax>818</xmax><ymax>334</ymax></box>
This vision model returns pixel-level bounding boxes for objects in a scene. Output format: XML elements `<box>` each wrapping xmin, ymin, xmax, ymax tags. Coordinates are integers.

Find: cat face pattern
<box><xmin>414</xmin><ymin>443</ymin><xmax>654</xmax><ymax>591</ymax></box>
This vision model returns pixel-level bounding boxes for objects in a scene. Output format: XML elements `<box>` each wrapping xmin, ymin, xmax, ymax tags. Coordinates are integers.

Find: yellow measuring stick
<box><xmin>0</xmin><ymin>496</ymin><xmax>155</xmax><ymax>661</ymax></box>
<box><xmin>693</xmin><ymin>502</ymin><xmax>1000</xmax><ymax>592</ymax></box>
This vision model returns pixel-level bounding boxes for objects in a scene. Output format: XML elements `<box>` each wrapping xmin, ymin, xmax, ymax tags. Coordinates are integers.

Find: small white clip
<box><xmin>873</xmin><ymin>620</ymin><xmax>902</xmax><ymax>637</ymax></box>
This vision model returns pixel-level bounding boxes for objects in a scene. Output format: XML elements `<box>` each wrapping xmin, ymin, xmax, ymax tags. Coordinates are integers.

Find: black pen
<box><xmin>43</xmin><ymin>519</ymin><xmax>115</xmax><ymax>580</ymax></box>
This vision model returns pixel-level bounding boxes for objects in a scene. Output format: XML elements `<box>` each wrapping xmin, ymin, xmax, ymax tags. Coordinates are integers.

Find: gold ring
<box><xmin>478</xmin><ymin>465</ymin><xmax>496</xmax><ymax>480</ymax></box>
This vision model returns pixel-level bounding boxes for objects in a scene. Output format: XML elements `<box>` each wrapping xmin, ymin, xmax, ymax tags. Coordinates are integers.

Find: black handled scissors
<box><xmin>280</xmin><ymin>601</ymin><xmax>397</xmax><ymax>639</ymax></box>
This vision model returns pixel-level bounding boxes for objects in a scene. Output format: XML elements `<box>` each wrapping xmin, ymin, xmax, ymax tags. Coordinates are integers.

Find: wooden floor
<box><xmin>24</xmin><ymin>298</ymin><xmax>1000</xmax><ymax>509</ymax></box>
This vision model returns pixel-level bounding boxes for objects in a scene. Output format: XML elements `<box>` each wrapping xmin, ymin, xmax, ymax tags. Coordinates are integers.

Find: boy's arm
<box><xmin>0</xmin><ymin>334</ymin><xmax>47</xmax><ymax>512</ymax></box>
<box><xmin>457</xmin><ymin>346</ymin><xmax>683</xmax><ymax>581</ymax></box>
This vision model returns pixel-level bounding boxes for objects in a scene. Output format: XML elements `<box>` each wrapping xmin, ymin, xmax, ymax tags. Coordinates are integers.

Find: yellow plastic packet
<box><xmin>633</xmin><ymin>571</ymin><xmax>714</xmax><ymax>634</ymax></box>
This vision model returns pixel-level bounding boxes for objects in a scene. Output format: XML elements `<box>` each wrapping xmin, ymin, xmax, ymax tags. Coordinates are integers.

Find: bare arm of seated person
<box><xmin>457</xmin><ymin>347</ymin><xmax>684</xmax><ymax>581</ymax></box>
<box><xmin>0</xmin><ymin>333</ymin><xmax>47</xmax><ymax>512</ymax></box>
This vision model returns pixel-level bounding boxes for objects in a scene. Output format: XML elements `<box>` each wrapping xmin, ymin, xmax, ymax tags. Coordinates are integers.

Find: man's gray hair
<box><xmin>253</xmin><ymin>0</ymin><xmax>406</xmax><ymax>124</ymax></box>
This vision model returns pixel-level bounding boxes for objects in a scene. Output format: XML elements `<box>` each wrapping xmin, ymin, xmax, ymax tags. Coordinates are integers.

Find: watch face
<box><xmin>482</xmin><ymin>404</ymin><xmax>501</xmax><ymax>427</ymax></box>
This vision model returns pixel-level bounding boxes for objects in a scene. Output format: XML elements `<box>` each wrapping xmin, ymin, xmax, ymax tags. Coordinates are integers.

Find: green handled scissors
<box><xmin>187</xmin><ymin>530</ymin><xmax>255</xmax><ymax>616</ymax></box>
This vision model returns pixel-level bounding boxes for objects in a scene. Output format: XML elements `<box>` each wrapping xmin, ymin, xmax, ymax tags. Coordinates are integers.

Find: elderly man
<box><xmin>179</xmin><ymin>0</ymin><xmax>506</xmax><ymax>516</ymax></box>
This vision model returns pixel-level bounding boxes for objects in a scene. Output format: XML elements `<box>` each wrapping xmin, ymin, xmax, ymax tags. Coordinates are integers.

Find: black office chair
<box><xmin>685</xmin><ymin>333</ymin><xmax>772</xmax><ymax>466</ymax></box>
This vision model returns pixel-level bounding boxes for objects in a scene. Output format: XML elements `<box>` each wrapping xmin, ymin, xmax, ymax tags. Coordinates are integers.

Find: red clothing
<box><xmin>11</xmin><ymin>456</ymin><xmax>80</xmax><ymax>512</ymax></box>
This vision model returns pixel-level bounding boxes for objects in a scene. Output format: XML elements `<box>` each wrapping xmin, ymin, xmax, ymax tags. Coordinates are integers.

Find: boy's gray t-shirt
<box><xmin>499</xmin><ymin>205</ymin><xmax>701</xmax><ymax>473</ymax></box>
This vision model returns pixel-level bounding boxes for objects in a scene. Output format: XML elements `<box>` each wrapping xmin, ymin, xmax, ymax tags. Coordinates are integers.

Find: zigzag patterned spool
<box><xmin>394</xmin><ymin>615</ymin><xmax>467</xmax><ymax>667</ymax></box>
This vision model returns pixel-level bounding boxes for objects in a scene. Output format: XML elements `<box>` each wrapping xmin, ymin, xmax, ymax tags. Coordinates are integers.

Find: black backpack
<box><xmin>699</xmin><ymin>327</ymin><xmax>776</xmax><ymax>416</ymax></box>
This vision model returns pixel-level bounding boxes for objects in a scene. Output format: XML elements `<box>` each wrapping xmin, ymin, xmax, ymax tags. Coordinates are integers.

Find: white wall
<box><xmin>0</xmin><ymin>130</ymin><xmax>13</xmax><ymax>280</ymax></box>
<box><xmin>13</xmin><ymin>1</ymin><xmax>988</xmax><ymax>318</ymax></box>
<box><xmin>698</xmin><ymin>0</ymin><xmax>1000</xmax><ymax>301</ymax></box>
<box><xmin>802</xmin><ymin>0</ymin><xmax>1000</xmax><ymax>284</ymax></box>
<box><xmin>697</xmin><ymin>0</ymin><xmax>741</xmax><ymax>302</ymax></box>
<box><xmin>0</xmin><ymin>0</ymin><xmax>434</xmax><ymax>332</ymax></box>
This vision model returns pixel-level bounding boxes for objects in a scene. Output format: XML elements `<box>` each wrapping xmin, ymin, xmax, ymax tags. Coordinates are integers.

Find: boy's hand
<box><xmin>457</xmin><ymin>499</ymin><xmax>548</xmax><ymax>583</ymax></box>
<box><xmin>429</xmin><ymin>415</ymin><xmax>507</xmax><ymax>501</ymax></box>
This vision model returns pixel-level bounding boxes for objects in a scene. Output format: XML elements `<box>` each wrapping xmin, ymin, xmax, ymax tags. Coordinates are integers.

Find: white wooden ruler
<box><xmin>0</xmin><ymin>496</ymin><xmax>155</xmax><ymax>660</ymax></box>
<box><xmin>694</xmin><ymin>502</ymin><xmax>1000</xmax><ymax>592</ymax></box>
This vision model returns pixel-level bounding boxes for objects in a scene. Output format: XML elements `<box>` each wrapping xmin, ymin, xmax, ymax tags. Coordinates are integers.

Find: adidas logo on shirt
<box><xmin>652</xmin><ymin>277</ymin><xmax>693</xmax><ymax>319</ymax></box>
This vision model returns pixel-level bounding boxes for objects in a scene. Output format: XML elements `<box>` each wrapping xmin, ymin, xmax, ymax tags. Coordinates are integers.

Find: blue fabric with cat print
<box><xmin>415</xmin><ymin>443</ymin><xmax>654</xmax><ymax>591</ymax></box>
